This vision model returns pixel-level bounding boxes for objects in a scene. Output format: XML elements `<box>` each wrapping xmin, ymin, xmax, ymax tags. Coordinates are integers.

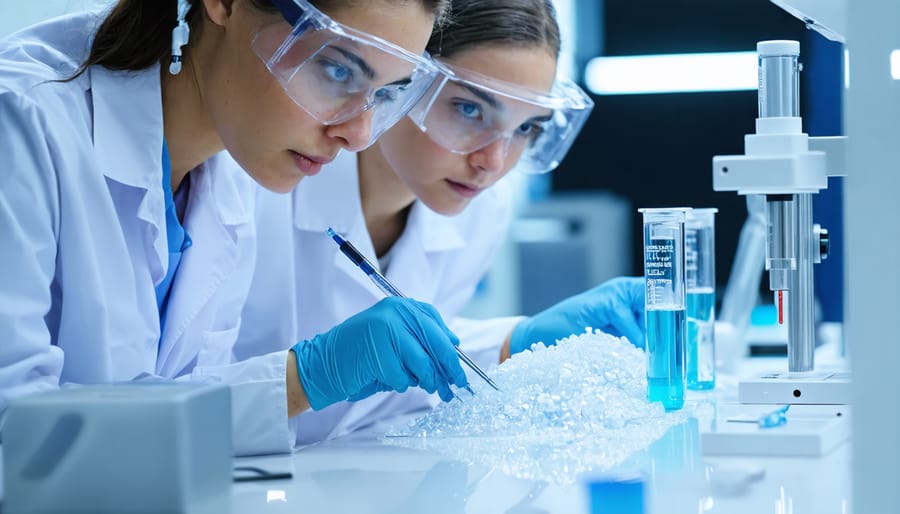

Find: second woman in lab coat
<box><xmin>239</xmin><ymin>0</ymin><xmax>646</xmax><ymax>444</ymax></box>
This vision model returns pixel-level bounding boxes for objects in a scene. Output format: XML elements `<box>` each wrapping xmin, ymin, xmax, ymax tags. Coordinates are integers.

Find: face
<box><xmin>375</xmin><ymin>44</ymin><xmax>557</xmax><ymax>215</ymax></box>
<box><xmin>199</xmin><ymin>0</ymin><xmax>435</xmax><ymax>193</ymax></box>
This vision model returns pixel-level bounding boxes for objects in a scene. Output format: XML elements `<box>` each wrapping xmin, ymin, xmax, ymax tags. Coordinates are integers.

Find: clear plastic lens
<box><xmin>409</xmin><ymin>64</ymin><xmax>594</xmax><ymax>174</ymax></box>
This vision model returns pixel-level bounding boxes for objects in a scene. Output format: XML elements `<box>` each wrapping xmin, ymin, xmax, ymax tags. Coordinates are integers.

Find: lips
<box><xmin>445</xmin><ymin>179</ymin><xmax>485</xmax><ymax>199</ymax></box>
<box><xmin>289</xmin><ymin>151</ymin><xmax>333</xmax><ymax>177</ymax></box>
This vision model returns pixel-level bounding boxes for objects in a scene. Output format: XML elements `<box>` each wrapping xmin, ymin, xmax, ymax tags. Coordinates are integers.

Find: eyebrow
<box><xmin>461</xmin><ymin>84</ymin><xmax>502</xmax><ymax>110</ymax></box>
<box><xmin>386</xmin><ymin>77</ymin><xmax>413</xmax><ymax>88</ymax></box>
<box><xmin>459</xmin><ymin>83</ymin><xmax>554</xmax><ymax>125</ymax></box>
<box><xmin>528</xmin><ymin>113</ymin><xmax>553</xmax><ymax>123</ymax></box>
<box><xmin>332</xmin><ymin>46</ymin><xmax>376</xmax><ymax>81</ymax></box>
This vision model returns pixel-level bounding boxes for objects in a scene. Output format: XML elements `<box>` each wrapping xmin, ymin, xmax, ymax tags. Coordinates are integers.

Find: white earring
<box><xmin>169</xmin><ymin>0</ymin><xmax>192</xmax><ymax>75</ymax></box>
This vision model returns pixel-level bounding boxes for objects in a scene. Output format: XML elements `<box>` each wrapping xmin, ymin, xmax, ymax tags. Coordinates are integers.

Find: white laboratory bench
<box><xmin>231</xmin><ymin>335</ymin><xmax>852</xmax><ymax>514</ymax></box>
<box><xmin>0</xmin><ymin>331</ymin><xmax>851</xmax><ymax>514</ymax></box>
<box><xmin>231</xmin><ymin>417</ymin><xmax>850</xmax><ymax>514</ymax></box>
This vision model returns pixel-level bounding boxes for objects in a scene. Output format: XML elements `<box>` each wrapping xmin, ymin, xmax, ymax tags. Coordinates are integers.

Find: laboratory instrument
<box><xmin>770</xmin><ymin>3</ymin><xmax>900</xmax><ymax>512</ymax></box>
<box><xmin>712</xmin><ymin>40</ymin><xmax>849</xmax><ymax>405</ymax></box>
<box><xmin>639</xmin><ymin>207</ymin><xmax>690</xmax><ymax>411</ymax></box>
<box><xmin>3</xmin><ymin>382</ymin><xmax>232</xmax><ymax>514</ymax></box>
<box><xmin>685</xmin><ymin>208</ymin><xmax>718</xmax><ymax>390</ymax></box>
<box><xmin>326</xmin><ymin>227</ymin><xmax>500</xmax><ymax>392</ymax></box>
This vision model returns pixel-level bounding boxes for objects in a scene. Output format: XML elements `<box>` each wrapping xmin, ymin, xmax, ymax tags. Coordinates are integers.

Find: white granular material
<box><xmin>384</xmin><ymin>329</ymin><xmax>686</xmax><ymax>485</ymax></box>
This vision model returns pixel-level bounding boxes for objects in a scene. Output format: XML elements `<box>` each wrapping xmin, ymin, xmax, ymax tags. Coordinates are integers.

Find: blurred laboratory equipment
<box><xmin>461</xmin><ymin>190</ymin><xmax>632</xmax><ymax>319</ymax></box>
<box><xmin>3</xmin><ymin>382</ymin><xmax>232</xmax><ymax>514</ymax></box>
<box><xmin>685</xmin><ymin>208</ymin><xmax>718</xmax><ymax>390</ymax></box>
<box><xmin>712</xmin><ymin>40</ymin><xmax>848</xmax><ymax>405</ymax></box>
<box><xmin>515</xmin><ymin>192</ymin><xmax>632</xmax><ymax>315</ymax></box>
<box><xmin>639</xmin><ymin>207</ymin><xmax>690</xmax><ymax>411</ymax></box>
<box><xmin>717</xmin><ymin>195</ymin><xmax>766</xmax><ymax>371</ymax></box>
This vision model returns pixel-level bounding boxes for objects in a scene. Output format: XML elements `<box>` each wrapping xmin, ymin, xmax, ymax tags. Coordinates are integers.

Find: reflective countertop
<box><xmin>232</xmin><ymin>416</ymin><xmax>851</xmax><ymax>514</ymax></box>
<box><xmin>233</xmin><ymin>335</ymin><xmax>852</xmax><ymax>514</ymax></box>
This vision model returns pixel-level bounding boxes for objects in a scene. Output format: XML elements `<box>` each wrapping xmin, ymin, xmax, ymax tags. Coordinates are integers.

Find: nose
<box><xmin>468</xmin><ymin>136</ymin><xmax>511</xmax><ymax>174</ymax></box>
<box><xmin>325</xmin><ymin>109</ymin><xmax>375</xmax><ymax>151</ymax></box>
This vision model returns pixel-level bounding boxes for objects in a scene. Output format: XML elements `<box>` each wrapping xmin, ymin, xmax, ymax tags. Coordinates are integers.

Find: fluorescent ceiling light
<box><xmin>585</xmin><ymin>52</ymin><xmax>758</xmax><ymax>95</ymax></box>
<box><xmin>891</xmin><ymin>50</ymin><xmax>900</xmax><ymax>80</ymax></box>
<box><xmin>845</xmin><ymin>49</ymin><xmax>850</xmax><ymax>88</ymax></box>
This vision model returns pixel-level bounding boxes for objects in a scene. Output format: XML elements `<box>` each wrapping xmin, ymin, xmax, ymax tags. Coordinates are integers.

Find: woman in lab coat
<box><xmin>0</xmin><ymin>0</ymin><xmax>472</xmax><ymax>455</ymax></box>
<box><xmin>239</xmin><ymin>0</ymin><xmax>646</xmax><ymax>444</ymax></box>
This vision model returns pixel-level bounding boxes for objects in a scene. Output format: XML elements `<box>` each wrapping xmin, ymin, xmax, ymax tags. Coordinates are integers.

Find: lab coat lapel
<box><xmin>90</xmin><ymin>63</ymin><xmax>168</xmax><ymax>287</ymax></box>
<box><xmin>157</xmin><ymin>154</ymin><xmax>253</xmax><ymax>372</ymax></box>
<box><xmin>384</xmin><ymin>201</ymin><xmax>466</xmax><ymax>302</ymax></box>
<box><xmin>293</xmin><ymin>152</ymin><xmax>387</xmax><ymax>300</ymax></box>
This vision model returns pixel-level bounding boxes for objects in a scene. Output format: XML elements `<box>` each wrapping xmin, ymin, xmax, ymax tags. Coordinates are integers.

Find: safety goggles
<box><xmin>253</xmin><ymin>0</ymin><xmax>441</xmax><ymax>149</ymax></box>
<box><xmin>407</xmin><ymin>62</ymin><xmax>594</xmax><ymax>174</ymax></box>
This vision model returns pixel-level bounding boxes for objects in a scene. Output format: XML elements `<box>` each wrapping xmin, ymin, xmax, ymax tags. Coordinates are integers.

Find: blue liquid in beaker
<box><xmin>647</xmin><ymin>307</ymin><xmax>686</xmax><ymax>411</ymax></box>
<box><xmin>687</xmin><ymin>288</ymin><xmax>716</xmax><ymax>390</ymax></box>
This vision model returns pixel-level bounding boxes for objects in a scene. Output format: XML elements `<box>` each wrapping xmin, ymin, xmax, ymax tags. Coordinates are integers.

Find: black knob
<box><xmin>819</xmin><ymin>227</ymin><xmax>830</xmax><ymax>260</ymax></box>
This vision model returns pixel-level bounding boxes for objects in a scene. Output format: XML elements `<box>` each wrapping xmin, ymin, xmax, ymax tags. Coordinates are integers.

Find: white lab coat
<box><xmin>0</xmin><ymin>14</ymin><xmax>293</xmax><ymax>455</ymax></box>
<box><xmin>238</xmin><ymin>149</ymin><xmax>523</xmax><ymax>444</ymax></box>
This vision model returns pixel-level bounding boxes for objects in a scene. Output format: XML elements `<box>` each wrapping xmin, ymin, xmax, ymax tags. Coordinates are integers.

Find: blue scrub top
<box><xmin>155</xmin><ymin>140</ymin><xmax>193</xmax><ymax>334</ymax></box>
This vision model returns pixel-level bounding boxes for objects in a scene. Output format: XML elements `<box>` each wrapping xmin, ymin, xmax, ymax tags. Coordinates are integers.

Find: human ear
<box><xmin>200</xmin><ymin>0</ymin><xmax>235</xmax><ymax>27</ymax></box>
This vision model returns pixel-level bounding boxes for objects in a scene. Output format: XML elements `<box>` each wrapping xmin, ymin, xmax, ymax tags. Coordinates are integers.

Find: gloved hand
<box><xmin>291</xmin><ymin>297</ymin><xmax>470</xmax><ymax>410</ymax></box>
<box><xmin>509</xmin><ymin>276</ymin><xmax>646</xmax><ymax>355</ymax></box>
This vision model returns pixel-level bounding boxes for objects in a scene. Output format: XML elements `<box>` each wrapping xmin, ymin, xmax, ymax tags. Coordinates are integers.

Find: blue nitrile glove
<box><xmin>509</xmin><ymin>276</ymin><xmax>646</xmax><ymax>355</ymax></box>
<box><xmin>291</xmin><ymin>296</ymin><xmax>470</xmax><ymax>410</ymax></box>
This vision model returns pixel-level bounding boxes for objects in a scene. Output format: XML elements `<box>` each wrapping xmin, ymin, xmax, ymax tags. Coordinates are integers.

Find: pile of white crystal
<box><xmin>384</xmin><ymin>329</ymin><xmax>686</xmax><ymax>485</ymax></box>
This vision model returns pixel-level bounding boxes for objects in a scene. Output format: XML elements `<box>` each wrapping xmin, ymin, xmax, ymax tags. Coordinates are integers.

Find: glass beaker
<box><xmin>639</xmin><ymin>208</ymin><xmax>690</xmax><ymax>411</ymax></box>
<box><xmin>685</xmin><ymin>208</ymin><xmax>718</xmax><ymax>390</ymax></box>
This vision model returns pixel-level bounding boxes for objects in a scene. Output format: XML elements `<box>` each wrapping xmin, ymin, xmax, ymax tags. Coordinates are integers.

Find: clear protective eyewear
<box><xmin>254</xmin><ymin>0</ymin><xmax>441</xmax><ymax>149</ymax></box>
<box><xmin>407</xmin><ymin>62</ymin><xmax>594</xmax><ymax>174</ymax></box>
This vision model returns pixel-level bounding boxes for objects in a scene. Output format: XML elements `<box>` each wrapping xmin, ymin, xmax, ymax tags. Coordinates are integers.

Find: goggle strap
<box><xmin>270</xmin><ymin>0</ymin><xmax>305</xmax><ymax>26</ymax></box>
<box><xmin>270</xmin><ymin>18</ymin><xmax>327</xmax><ymax>69</ymax></box>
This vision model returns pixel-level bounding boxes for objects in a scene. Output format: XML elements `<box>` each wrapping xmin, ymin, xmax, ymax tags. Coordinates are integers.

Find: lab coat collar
<box><xmin>90</xmin><ymin>63</ymin><xmax>164</xmax><ymax>191</ymax></box>
<box><xmin>91</xmin><ymin>63</ymin><xmax>252</xmax><ymax>227</ymax></box>
<box><xmin>291</xmin><ymin>150</ymin><xmax>467</xmax><ymax>253</ymax></box>
<box><xmin>90</xmin><ymin>63</ymin><xmax>168</xmax><ymax>282</ymax></box>
<box><xmin>406</xmin><ymin>200</ymin><xmax>466</xmax><ymax>253</ymax></box>
<box><xmin>203</xmin><ymin>152</ymin><xmax>254</xmax><ymax>228</ymax></box>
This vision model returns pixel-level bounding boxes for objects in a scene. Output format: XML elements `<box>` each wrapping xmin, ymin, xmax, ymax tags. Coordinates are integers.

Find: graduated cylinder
<box><xmin>685</xmin><ymin>208</ymin><xmax>718</xmax><ymax>390</ymax></box>
<box><xmin>640</xmin><ymin>208</ymin><xmax>690</xmax><ymax>411</ymax></box>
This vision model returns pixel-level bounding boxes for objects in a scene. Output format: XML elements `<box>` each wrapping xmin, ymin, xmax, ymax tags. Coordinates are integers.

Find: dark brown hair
<box><xmin>428</xmin><ymin>0</ymin><xmax>560</xmax><ymax>59</ymax></box>
<box><xmin>72</xmin><ymin>0</ymin><xmax>448</xmax><ymax>78</ymax></box>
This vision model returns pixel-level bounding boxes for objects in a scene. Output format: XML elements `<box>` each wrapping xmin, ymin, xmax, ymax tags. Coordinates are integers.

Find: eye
<box><xmin>452</xmin><ymin>100</ymin><xmax>483</xmax><ymax>120</ymax></box>
<box><xmin>319</xmin><ymin>59</ymin><xmax>353</xmax><ymax>83</ymax></box>
<box><xmin>515</xmin><ymin>122</ymin><xmax>536</xmax><ymax>136</ymax></box>
<box><xmin>374</xmin><ymin>87</ymin><xmax>398</xmax><ymax>104</ymax></box>
<box><xmin>515</xmin><ymin>121</ymin><xmax>544</xmax><ymax>140</ymax></box>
